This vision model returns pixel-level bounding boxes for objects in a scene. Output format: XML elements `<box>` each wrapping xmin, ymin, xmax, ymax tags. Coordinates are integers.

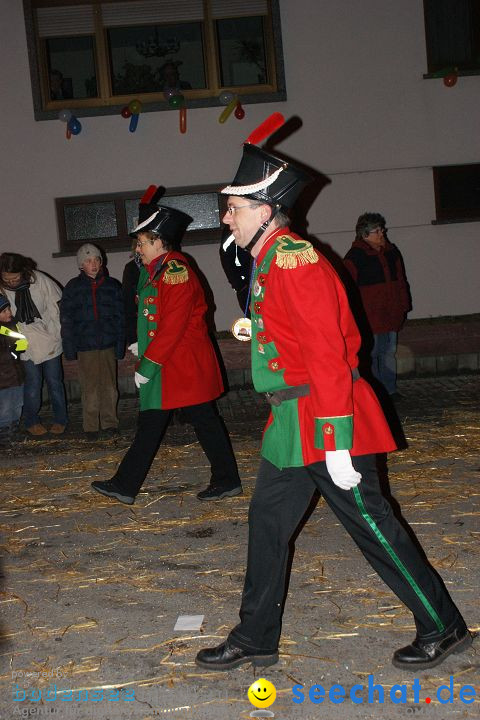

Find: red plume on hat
<box><xmin>130</xmin><ymin>183</ymin><xmax>192</xmax><ymax>243</ymax></box>
<box><xmin>244</xmin><ymin>112</ymin><xmax>285</xmax><ymax>146</ymax></box>
<box><xmin>137</xmin><ymin>185</ymin><xmax>165</xmax><ymax>224</ymax></box>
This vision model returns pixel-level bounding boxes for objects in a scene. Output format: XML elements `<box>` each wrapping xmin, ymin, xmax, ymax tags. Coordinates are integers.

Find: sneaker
<box><xmin>26</xmin><ymin>424</ymin><xmax>48</xmax><ymax>436</ymax></box>
<box><xmin>91</xmin><ymin>480</ymin><xmax>135</xmax><ymax>505</ymax></box>
<box><xmin>197</xmin><ymin>485</ymin><xmax>243</xmax><ymax>501</ymax></box>
<box><xmin>50</xmin><ymin>423</ymin><xmax>66</xmax><ymax>435</ymax></box>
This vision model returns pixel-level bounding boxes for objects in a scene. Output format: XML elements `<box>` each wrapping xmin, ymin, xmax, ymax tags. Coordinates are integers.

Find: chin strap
<box><xmin>245</xmin><ymin>205</ymin><xmax>281</xmax><ymax>254</ymax></box>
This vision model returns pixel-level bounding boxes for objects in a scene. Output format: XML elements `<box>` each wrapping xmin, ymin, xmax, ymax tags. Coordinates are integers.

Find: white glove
<box><xmin>134</xmin><ymin>371</ymin><xmax>149</xmax><ymax>389</ymax></box>
<box><xmin>128</xmin><ymin>342</ymin><xmax>138</xmax><ymax>357</ymax></box>
<box><xmin>325</xmin><ymin>450</ymin><xmax>362</xmax><ymax>490</ymax></box>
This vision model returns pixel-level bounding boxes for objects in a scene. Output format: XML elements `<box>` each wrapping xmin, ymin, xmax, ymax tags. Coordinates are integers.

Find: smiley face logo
<box><xmin>247</xmin><ymin>678</ymin><xmax>276</xmax><ymax>709</ymax></box>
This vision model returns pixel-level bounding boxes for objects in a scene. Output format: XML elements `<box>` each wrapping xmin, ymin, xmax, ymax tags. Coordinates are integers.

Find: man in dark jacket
<box><xmin>60</xmin><ymin>244</ymin><xmax>125</xmax><ymax>439</ymax></box>
<box><xmin>121</xmin><ymin>258</ymin><xmax>140</xmax><ymax>346</ymax></box>
<box><xmin>344</xmin><ymin>213</ymin><xmax>411</xmax><ymax>397</ymax></box>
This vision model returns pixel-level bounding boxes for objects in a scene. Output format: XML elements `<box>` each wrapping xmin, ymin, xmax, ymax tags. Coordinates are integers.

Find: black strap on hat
<box><xmin>244</xmin><ymin>204</ymin><xmax>281</xmax><ymax>253</ymax></box>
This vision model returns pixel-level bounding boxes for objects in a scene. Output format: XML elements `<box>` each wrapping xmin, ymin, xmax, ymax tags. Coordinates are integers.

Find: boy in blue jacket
<box><xmin>60</xmin><ymin>244</ymin><xmax>125</xmax><ymax>439</ymax></box>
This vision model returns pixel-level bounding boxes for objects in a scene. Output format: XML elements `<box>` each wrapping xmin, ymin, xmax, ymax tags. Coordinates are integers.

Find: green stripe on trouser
<box><xmin>352</xmin><ymin>486</ymin><xmax>445</xmax><ymax>633</ymax></box>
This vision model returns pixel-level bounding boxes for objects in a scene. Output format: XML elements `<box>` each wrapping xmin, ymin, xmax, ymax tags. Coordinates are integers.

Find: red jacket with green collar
<box><xmin>251</xmin><ymin>228</ymin><xmax>396</xmax><ymax>469</ymax></box>
<box><xmin>137</xmin><ymin>251</ymin><xmax>224</xmax><ymax>410</ymax></box>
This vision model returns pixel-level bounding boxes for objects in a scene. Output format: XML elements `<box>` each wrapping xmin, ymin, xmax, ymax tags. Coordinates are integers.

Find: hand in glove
<box><xmin>128</xmin><ymin>342</ymin><xmax>138</xmax><ymax>357</ymax></box>
<box><xmin>134</xmin><ymin>371</ymin><xmax>149</xmax><ymax>389</ymax></box>
<box><xmin>325</xmin><ymin>449</ymin><xmax>362</xmax><ymax>490</ymax></box>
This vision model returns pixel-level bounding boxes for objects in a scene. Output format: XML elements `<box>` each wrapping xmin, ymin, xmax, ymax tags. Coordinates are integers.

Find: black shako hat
<box><xmin>130</xmin><ymin>205</ymin><xmax>192</xmax><ymax>247</ymax></box>
<box><xmin>221</xmin><ymin>143</ymin><xmax>313</xmax><ymax>211</ymax></box>
<box><xmin>221</xmin><ymin>114</ymin><xmax>314</xmax><ymax>210</ymax></box>
<box><xmin>132</xmin><ymin>184</ymin><xmax>165</xmax><ymax>228</ymax></box>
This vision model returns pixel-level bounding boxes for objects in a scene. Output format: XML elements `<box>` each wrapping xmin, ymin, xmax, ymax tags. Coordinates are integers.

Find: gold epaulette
<box><xmin>275</xmin><ymin>235</ymin><xmax>318</xmax><ymax>269</ymax></box>
<box><xmin>163</xmin><ymin>260</ymin><xmax>189</xmax><ymax>285</ymax></box>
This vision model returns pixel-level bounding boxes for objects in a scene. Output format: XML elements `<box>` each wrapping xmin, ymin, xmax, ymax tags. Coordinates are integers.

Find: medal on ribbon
<box><xmin>231</xmin><ymin>258</ymin><xmax>256</xmax><ymax>342</ymax></box>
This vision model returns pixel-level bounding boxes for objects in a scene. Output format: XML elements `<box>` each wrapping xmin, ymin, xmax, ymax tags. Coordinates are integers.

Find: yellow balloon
<box><xmin>247</xmin><ymin>678</ymin><xmax>276</xmax><ymax>709</ymax></box>
<box><xmin>128</xmin><ymin>99</ymin><xmax>142</xmax><ymax>114</ymax></box>
<box><xmin>218</xmin><ymin>97</ymin><xmax>237</xmax><ymax>123</ymax></box>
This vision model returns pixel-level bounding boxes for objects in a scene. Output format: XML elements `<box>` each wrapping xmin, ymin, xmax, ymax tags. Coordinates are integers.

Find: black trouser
<box><xmin>229</xmin><ymin>454</ymin><xmax>463</xmax><ymax>654</ymax></box>
<box><xmin>113</xmin><ymin>402</ymin><xmax>240</xmax><ymax>497</ymax></box>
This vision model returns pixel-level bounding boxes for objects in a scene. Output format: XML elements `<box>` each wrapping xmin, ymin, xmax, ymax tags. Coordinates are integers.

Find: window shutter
<box><xmin>36</xmin><ymin>5</ymin><xmax>95</xmax><ymax>37</ymax></box>
<box><xmin>100</xmin><ymin>1</ymin><xmax>204</xmax><ymax>26</ymax></box>
<box><xmin>211</xmin><ymin>0</ymin><xmax>268</xmax><ymax>18</ymax></box>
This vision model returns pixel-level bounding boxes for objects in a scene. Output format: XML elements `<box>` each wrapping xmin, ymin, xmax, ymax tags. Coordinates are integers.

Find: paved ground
<box><xmin>1</xmin><ymin>375</ymin><xmax>479</xmax><ymax>720</ymax></box>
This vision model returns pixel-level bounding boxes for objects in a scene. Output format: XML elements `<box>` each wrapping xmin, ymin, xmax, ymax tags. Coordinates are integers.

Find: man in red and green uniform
<box><xmin>196</xmin><ymin>133</ymin><xmax>471</xmax><ymax>672</ymax></box>
<box><xmin>91</xmin><ymin>197</ymin><xmax>241</xmax><ymax>504</ymax></box>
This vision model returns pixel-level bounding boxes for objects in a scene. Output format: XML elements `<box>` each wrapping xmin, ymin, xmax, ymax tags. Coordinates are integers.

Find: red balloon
<box><xmin>121</xmin><ymin>106</ymin><xmax>132</xmax><ymax>118</ymax></box>
<box><xmin>234</xmin><ymin>103</ymin><xmax>245</xmax><ymax>120</ymax></box>
<box><xmin>179</xmin><ymin>107</ymin><xmax>187</xmax><ymax>134</ymax></box>
<box><xmin>443</xmin><ymin>73</ymin><xmax>458</xmax><ymax>87</ymax></box>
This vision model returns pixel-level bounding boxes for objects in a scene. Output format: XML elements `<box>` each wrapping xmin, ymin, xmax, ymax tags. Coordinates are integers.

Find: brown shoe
<box><xmin>50</xmin><ymin>423</ymin><xmax>66</xmax><ymax>435</ymax></box>
<box><xmin>27</xmin><ymin>424</ymin><xmax>48</xmax><ymax>436</ymax></box>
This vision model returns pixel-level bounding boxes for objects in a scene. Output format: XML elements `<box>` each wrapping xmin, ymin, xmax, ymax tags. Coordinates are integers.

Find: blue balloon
<box><xmin>68</xmin><ymin>116</ymin><xmax>82</xmax><ymax>135</ymax></box>
<box><xmin>129</xmin><ymin>113</ymin><xmax>139</xmax><ymax>132</ymax></box>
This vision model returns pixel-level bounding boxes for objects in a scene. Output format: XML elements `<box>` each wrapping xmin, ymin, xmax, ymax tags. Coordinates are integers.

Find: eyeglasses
<box><xmin>135</xmin><ymin>239</ymin><xmax>151</xmax><ymax>248</ymax></box>
<box><xmin>225</xmin><ymin>204</ymin><xmax>257</xmax><ymax>215</ymax></box>
<box><xmin>368</xmin><ymin>227</ymin><xmax>385</xmax><ymax>235</ymax></box>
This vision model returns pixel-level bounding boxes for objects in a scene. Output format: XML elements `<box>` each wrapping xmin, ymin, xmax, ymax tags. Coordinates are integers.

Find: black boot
<box><xmin>197</xmin><ymin>484</ymin><xmax>243</xmax><ymax>501</ymax></box>
<box><xmin>392</xmin><ymin>621</ymin><xmax>472</xmax><ymax>670</ymax></box>
<box><xmin>195</xmin><ymin>639</ymin><xmax>278</xmax><ymax>671</ymax></box>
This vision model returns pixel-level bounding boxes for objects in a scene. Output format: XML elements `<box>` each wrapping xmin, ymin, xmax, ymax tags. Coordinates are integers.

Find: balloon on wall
<box><xmin>234</xmin><ymin>101</ymin><xmax>245</xmax><ymax>120</ymax></box>
<box><xmin>67</xmin><ymin>116</ymin><xmax>82</xmax><ymax>135</ymax></box>
<box><xmin>168</xmin><ymin>93</ymin><xmax>184</xmax><ymax>109</ymax></box>
<box><xmin>58</xmin><ymin>109</ymin><xmax>74</xmax><ymax>139</ymax></box>
<box><xmin>219</xmin><ymin>97</ymin><xmax>237</xmax><ymax>123</ymax></box>
<box><xmin>219</xmin><ymin>91</ymin><xmax>234</xmax><ymax>105</ymax></box>
<box><xmin>126</xmin><ymin>99</ymin><xmax>142</xmax><ymax>132</ymax></box>
<box><xmin>58</xmin><ymin>109</ymin><xmax>72</xmax><ymax>123</ymax></box>
<box><xmin>443</xmin><ymin>72</ymin><xmax>458</xmax><ymax>87</ymax></box>
<box><xmin>59</xmin><ymin>112</ymin><xmax>81</xmax><ymax>139</ymax></box>
<box><xmin>128</xmin><ymin>99</ymin><xmax>142</xmax><ymax>114</ymax></box>
<box><xmin>179</xmin><ymin>106</ymin><xmax>187</xmax><ymax>134</ymax></box>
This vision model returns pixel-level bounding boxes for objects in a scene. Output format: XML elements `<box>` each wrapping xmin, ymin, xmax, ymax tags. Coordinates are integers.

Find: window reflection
<box><xmin>46</xmin><ymin>36</ymin><xmax>97</xmax><ymax>99</ymax></box>
<box><xmin>216</xmin><ymin>17</ymin><xmax>268</xmax><ymax>86</ymax></box>
<box><xmin>108</xmin><ymin>23</ymin><xmax>205</xmax><ymax>95</ymax></box>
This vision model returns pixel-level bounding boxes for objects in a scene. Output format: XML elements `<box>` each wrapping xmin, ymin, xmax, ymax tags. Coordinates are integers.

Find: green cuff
<box><xmin>314</xmin><ymin>415</ymin><xmax>353</xmax><ymax>450</ymax></box>
<box><xmin>138</xmin><ymin>356</ymin><xmax>161</xmax><ymax>380</ymax></box>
